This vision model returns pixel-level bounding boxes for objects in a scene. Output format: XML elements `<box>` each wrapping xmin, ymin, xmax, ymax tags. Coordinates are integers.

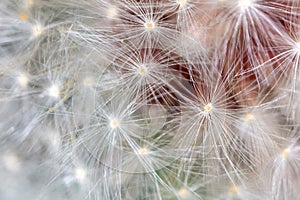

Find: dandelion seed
<box><xmin>2</xmin><ymin>153</ymin><xmax>20</xmax><ymax>172</ymax></box>
<box><xmin>178</xmin><ymin>188</ymin><xmax>189</xmax><ymax>198</ymax></box>
<box><xmin>17</xmin><ymin>73</ymin><xmax>29</xmax><ymax>87</ymax></box>
<box><xmin>75</xmin><ymin>167</ymin><xmax>87</xmax><ymax>182</ymax></box>
<box><xmin>138</xmin><ymin>147</ymin><xmax>149</xmax><ymax>156</ymax></box>
<box><xmin>48</xmin><ymin>108</ymin><xmax>54</xmax><ymax>113</ymax></box>
<box><xmin>48</xmin><ymin>132</ymin><xmax>60</xmax><ymax>150</ymax></box>
<box><xmin>24</xmin><ymin>0</ymin><xmax>34</xmax><ymax>8</ymax></box>
<box><xmin>204</xmin><ymin>102</ymin><xmax>213</xmax><ymax>113</ymax></box>
<box><xmin>238</xmin><ymin>0</ymin><xmax>253</xmax><ymax>10</ymax></box>
<box><xmin>137</xmin><ymin>65</ymin><xmax>148</xmax><ymax>76</ymax></box>
<box><xmin>32</xmin><ymin>24</ymin><xmax>43</xmax><ymax>37</ymax></box>
<box><xmin>109</xmin><ymin>119</ymin><xmax>120</xmax><ymax>129</ymax></box>
<box><xmin>245</xmin><ymin>113</ymin><xmax>254</xmax><ymax>122</ymax></box>
<box><xmin>107</xmin><ymin>7</ymin><xmax>118</xmax><ymax>19</ymax></box>
<box><xmin>230</xmin><ymin>186</ymin><xmax>238</xmax><ymax>195</ymax></box>
<box><xmin>83</xmin><ymin>77</ymin><xmax>94</xmax><ymax>87</ymax></box>
<box><xmin>48</xmin><ymin>84</ymin><xmax>60</xmax><ymax>98</ymax></box>
<box><xmin>144</xmin><ymin>20</ymin><xmax>155</xmax><ymax>30</ymax></box>
<box><xmin>104</xmin><ymin>2</ymin><xmax>176</xmax><ymax>48</ymax></box>
<box><xmin>19</xmin><ymin>12</ymin><xmax>28</xmax><ymax>21</ymax></box>
<box><xmin>265</xmin><ymin>137</ymin><xmax>300</xmax><ymax>200</ymax></box>
<box><xmin>177</xmin><ymin>0</ymin><xmax>187</xmax><ymax>6</ymax></box>
<box><xmin>295</xmin><ymin>41</ymin><xmax>300</xmax><ymax>53</ymax></box>
<box><xmin>282</xmin><ymin>148</ymin><xmax>290</xmax><ymax>158</ymax></box>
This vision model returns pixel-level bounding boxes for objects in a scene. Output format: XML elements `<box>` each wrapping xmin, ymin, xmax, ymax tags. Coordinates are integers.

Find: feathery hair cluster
<box><xmin>0</xmin><ymin>0</ymin><xmax>300</xmax><ymax>200</ymax></box>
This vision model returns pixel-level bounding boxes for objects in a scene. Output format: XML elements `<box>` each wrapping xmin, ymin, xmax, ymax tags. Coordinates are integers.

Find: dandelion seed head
<box><xmin>75</xmin><ymin>167</ymin><xmax>87</xmax><ymax>182</ymax></box>
<box><xmin>138</xmin><ymin>147</ymin><xmax>149</xmax><ymax>155</ymax></box>
<box><xmin>1</xmin><ymin>0</ymin><xmax>298</xmax><ymax>198</ymax></box>
<box><xmin>48</xmin><ymin>84</ymin><xmax>60</xmax><ymax>98</ymax></box>
<box><xmin>107</xmin><ymin>7</ymin><xmax>118</xmax><ymax>19</ymax></box>
<box><xmin>144</xmin><ymin>20</ymin><xmax>155</xmax><ymax>30</ymax></box>
<box><xmin>17</xmin><ymin>73</ymin><xmax>29</xmax><ymax>87</ymax></box>
<box><xmin>109</xmin><ymin>119</ymin><xmax>120</xmax><ymax>129</ymax></box>
<box><xmin>204</xmin><ymin>103</ymin><xmax>213</xmax><ymax>113</ymax></box>
<box><xmin>177</xmin><ymin>0</ymin><xmax>187</xmax><ymax>6</ymax></box>
<box><xmin>19</xmin><ymin>12</ymin><xmax>28</xmax><ymax>21</ymax></box>
<box><xmin>178</xmin><ymin>188</ymin><xmax>189</xmax><ymax>198</ymax></box>
<box><xmin>2</xmin><ymin>153</ymin><xmax>20</xmax><ymax>172</ymax></box>
<box><xmin>32</xmin><ymin>24</ymin><xmax>43</xmax><ymax>37</ymax></box>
